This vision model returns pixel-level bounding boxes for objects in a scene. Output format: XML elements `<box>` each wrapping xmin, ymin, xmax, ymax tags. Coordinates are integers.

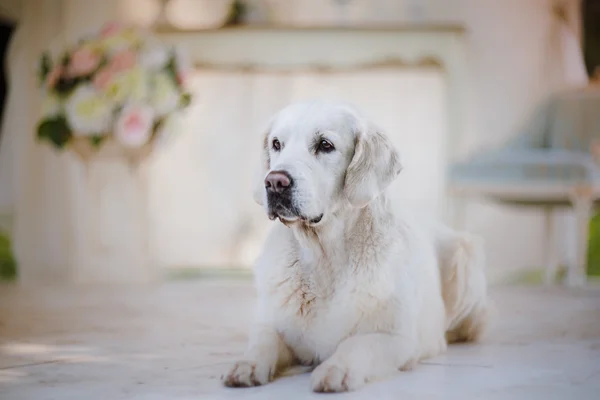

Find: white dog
<box><xmin>223</xmin><ymin>100</ymin><xmax>488</xmax><ymax>393</ymax></box>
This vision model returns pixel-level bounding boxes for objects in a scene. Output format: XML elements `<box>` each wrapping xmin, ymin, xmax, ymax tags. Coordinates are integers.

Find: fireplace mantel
<box><xmin>158</xmin><ymin>25</ymin><xmax>465</xmax><ymax>68</ymax></box>
<box><xmin>159</xmin><ymin>24</ymin><xmax>469</xmax><ymax>158</ymax></box>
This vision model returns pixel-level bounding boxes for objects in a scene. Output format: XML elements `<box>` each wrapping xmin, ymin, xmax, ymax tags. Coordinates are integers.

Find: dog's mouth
<box><xmin>269</xmin><ymin>213</ymin><xmax>299</xmax><ymax>223</ymax></box>
<box><xmin>267</xmin><ymin>195</ymin><xmax>323</xmax><ymax>227</ymax></box>
<box><xmin>268</xmin><ymin>210</ymin><xmax>324</xmax><ymax>227</ymax></box>
<box><xmin>268</xmin><ymin>204</ymin><xmax>298</xmax><ymax>221</ymax></box>
<box><xmin>307</xmin><ymin>214</ymin><xmax>323</xmax><ymax>225</ymax></box>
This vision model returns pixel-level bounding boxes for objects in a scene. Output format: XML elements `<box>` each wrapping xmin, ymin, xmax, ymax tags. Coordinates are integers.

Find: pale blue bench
<box><xmin>448</xmin><ymin>88</ymin><xmax>600</xmax><ymax>286</ymax></box>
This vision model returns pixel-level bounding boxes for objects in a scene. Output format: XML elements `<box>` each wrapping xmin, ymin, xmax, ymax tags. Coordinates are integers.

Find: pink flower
<box><xmin>174</xmin><ymin>49</ymin><xmax>191</xmax><ymax>87</ymax></box>
<box><xmin>92</xmin><ymin>68</ymin><xmax>114</xmax><ymax>90</ymax></box>
<box><xmin>176</xmin><ymin>71</ymin><xmax>188</xmax><ymax>86</ymax></box>
<box><xmin>68</xmin><ymin>47</ymin><xmax>101</xmax><ymax>77</ymax></box>
<box><xmin>115</xmin><ymin>104</ymin><xmax>154</xmax><ymax>148</ymax></box>
<box><xmin>100</xmin><ymin>22</ymin><xmax>123</xmax><ymax>38</ymax></box>
<box><xmin>46</xmin><ymin>65</ymin><xmax>63</xmax><ymax>88</ymax></box>
<box><xmin>109</xmin><ymin>49</ymin><xmax>137</xmax><ymax>73</ymax></box>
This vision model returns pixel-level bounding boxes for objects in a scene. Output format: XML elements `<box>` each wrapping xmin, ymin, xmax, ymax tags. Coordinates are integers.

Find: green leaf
<box><xmin>224</xmin><ymin>0</ymin><xmax>247</xmax><ymax>26</ymax></box>
<box><xmin>165</xmin><ymin>52</ymin><xmax>178</xmax><ymax>86</ymax></box>
<box><xmin>152</xmin><ymin>119</ymin><xmax>163</xmax><ymax>134</ymax></box>
<box><xmin>588</xmin><ymin>212</ymin><xmax>600</xmax><ymax>276</ymax></box>
<box><xmin>38</xmin><ymin>52</ymin><xmax>52</xmax><ymax>85</ymax></box>
<box><xmin>37</xmin><ymin>116</ymin><xmax>72</xmax><ymax>149</ymax></box>
<box><xmin>180</xmin><ymin>92</ymin><xmax>192</xmax><ymax>108</ymax></box>
<box><xmin>0</xmin><ymin>231</ymin><xmax>17</xmax><ymax>281</ymax></box>
<box><xmin>37</xmin><ymin>119</ymin><xmax>52</xmax><ymax>139</ymax></box>
<box><xmin>60</xmin><ymin>52</ymin><xmax>70</xmax><ymax>67</ymax></box>
<box><xmin>90</xmin><ymin>135</ymin><xmax>105</xmax><ymax>148</ymax></box>
<box><xmin>54</xmin><ymin>77</ymin><xmax>80</xmax><ymax>96</ymax></box>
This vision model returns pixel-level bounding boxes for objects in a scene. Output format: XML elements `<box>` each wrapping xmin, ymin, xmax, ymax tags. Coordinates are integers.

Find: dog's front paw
<box><xmin>222</xmin><ymin>360</ymin><xmax>273</xmax><ymax>388</ymax></box>
<box><xmin>310</xmin><ymin>361</ymin><xmax>366</xmax><ymax>393</ymax></box>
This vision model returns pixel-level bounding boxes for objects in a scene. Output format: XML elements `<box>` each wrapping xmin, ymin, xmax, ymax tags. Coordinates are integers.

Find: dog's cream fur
<box><xmin>223</xmin><ymin>100</ymin><xmax>488</xmax><ymax>392</ymax></box>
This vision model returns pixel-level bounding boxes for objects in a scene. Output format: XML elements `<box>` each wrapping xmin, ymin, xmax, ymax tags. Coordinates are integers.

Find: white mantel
<box><xmin>159</xmin><ymin>25</ymin><xmax>465</xmax><ymax>66</ymax></box>
<box><xmin>160</xmin><ymin>25</ymin><xmax>469</xmax><ymax>158</ymax></box>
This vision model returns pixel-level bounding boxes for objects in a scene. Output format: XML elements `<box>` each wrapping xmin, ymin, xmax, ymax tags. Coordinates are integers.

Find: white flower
<box><xmin>105</xmin><ymin>66</ymin><xmax>149</xmax><ymax>105</ymax></box>
<box><xmin>41</xmin><ymin>91</ymin><xmax>62</xmax><ymax>118</ymax></box>
<box><xmin>114</xmin><ymin>103</ymin><xmax>154</xmax><ymax>148</ymax></box>
<box><xmin>150</xmin><ymin>73</ymin><xmax>180</xmax><ymax>116</ymax></box>
<box><xmin>139</xmin><ymin>42</ymin><xmax>169</xmax><ymax>70</ymax></box>
<box><xmin>65</xmin><ymin>84</ymin><xmax>113</xmax><ymax>135</ymax></box>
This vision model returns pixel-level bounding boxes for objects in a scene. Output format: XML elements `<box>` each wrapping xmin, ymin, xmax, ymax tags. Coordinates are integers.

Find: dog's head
<box><xmin>253</xmin><ymin>100</ymin><xmax>402</xmax><ymax>226</ymax></box>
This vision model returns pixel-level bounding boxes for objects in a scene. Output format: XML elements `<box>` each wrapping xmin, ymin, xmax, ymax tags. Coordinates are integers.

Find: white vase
<box><xmin>67</xmin><ymin>137</ymin><xmax>157</xmax><ymax>285</ymax></box>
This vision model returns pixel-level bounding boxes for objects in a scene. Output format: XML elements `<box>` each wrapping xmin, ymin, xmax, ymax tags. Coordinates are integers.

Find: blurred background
<box><xmin>0</xmin><ymin>0</ymin><xmax>598</xmax><ymax>285</ymax></box>
<box><xmin>0</xmin><ymin>1</ymin><xmax>599</xmax><ymax>399</ymax></box>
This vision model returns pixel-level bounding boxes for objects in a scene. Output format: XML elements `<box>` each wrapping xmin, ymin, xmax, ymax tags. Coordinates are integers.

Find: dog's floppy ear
<box><xmin>252</xmin><ymin>127</ymin><xmax>272</xmax><ymax>206</ymax></box>
<box><xmin>344</xmin><ymin>126</ymin><xmax>402</xmax><ymax>208</ymax></box>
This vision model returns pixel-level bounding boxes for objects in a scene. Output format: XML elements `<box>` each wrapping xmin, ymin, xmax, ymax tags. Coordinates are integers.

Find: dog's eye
<box><xmin>272</xmin><ymin>139</ymin><xmax>281</xmax><ymax>151</ymax></box>
<box><xmin>317</xmin><ymin>139</ymin><xmax>335</xmax><ymax>153</ymax></box>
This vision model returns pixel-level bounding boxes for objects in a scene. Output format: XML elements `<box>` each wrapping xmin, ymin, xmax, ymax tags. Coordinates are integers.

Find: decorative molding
<box><xmin>191</xmin><ymin>56</ymin><xmax>444</xmax><ymax>73</ymax></box>
<box><xmin>154</xmin><ymin>23</ymin><xmax>467</xmax><ymax>35</ymax></box>
<box><xmin>159</xmin><ymin>25</ymin><xmax>469</xmax><ymax>160</ymax></box>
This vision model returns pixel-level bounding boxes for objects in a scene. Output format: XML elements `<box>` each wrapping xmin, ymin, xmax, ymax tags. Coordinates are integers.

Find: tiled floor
<box><xmin>0</xmin><ymin>280</ymin><xmax>599</xmax><ymax>399</ymax></box>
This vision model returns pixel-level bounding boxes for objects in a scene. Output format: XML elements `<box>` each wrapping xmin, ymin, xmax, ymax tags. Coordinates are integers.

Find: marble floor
<box><xmin>0</xmin><ymin>280</ymin><xmax>599</xmax><ymax>400</ymax></box>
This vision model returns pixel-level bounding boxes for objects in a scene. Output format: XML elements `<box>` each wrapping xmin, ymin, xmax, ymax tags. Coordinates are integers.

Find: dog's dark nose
<box><xmin>265</xmin><ymin>171</ymin><xmax>292</xmax><ymax>193</ymax></box>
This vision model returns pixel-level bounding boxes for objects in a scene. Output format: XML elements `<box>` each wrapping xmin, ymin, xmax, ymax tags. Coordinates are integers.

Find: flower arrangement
<box><xmin>36</xmin><ymin>22</ymin><xmax>192</xmax><ymax>153</ymax></box>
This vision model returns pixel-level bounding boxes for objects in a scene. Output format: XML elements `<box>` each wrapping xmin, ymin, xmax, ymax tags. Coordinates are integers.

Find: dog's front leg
<box><xmin>223</xmin><ymin>324</ymin><xmax>294</xmax><ymax>387</ymax></box>
<box><xmin>310</xmin><ymin>333</ymin><xmax>417</xmax><ymax>392</ymax></box>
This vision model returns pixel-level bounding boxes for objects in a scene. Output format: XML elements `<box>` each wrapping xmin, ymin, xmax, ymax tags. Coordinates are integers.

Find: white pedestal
<box><xmin>69</xmin><ymin>157</ymin><xmax>156</xmax><ymax>285</ymax></box>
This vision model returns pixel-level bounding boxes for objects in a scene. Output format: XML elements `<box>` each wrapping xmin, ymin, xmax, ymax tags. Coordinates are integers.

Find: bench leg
<box><xmin>567</xmin><ymin>193</ymin><xmax>592</xmax><ymax>287</ymax></box>
<box><xmin>543</xmin><ymin>207</ymin><xmax>559</xmax><ymax>285</ymax></box>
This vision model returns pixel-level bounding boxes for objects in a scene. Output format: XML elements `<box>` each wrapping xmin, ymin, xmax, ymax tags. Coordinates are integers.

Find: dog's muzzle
<box><xmin>265</xmin><ymin>170</ymin><xmax>298</xmax><ymax>220</ymax></box>
<box><xmin>264</xmin><ymin>170</ymin><xmax>324</xmax><ymax>225</ymax></box>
